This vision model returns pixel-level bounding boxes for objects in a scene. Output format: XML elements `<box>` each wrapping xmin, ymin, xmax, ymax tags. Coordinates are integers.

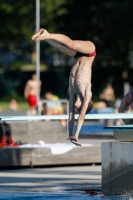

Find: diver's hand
<box><xmin>32</xmin><ymin>28</ymin><xmax>50</xmax><ymax>41</ymax></box>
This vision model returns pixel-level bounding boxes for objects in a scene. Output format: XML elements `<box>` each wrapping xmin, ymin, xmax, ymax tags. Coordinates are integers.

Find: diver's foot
<box><xmin>69</xmin><ymin>136</ymin><xmax>82</xmax><ymax>146</ymax></box>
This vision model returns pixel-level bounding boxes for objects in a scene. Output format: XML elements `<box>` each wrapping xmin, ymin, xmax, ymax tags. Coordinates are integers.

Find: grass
<box><xmin>0</xmin><ymin>101</ymin><xmax>29</xmax><ymax>111</ymax></box>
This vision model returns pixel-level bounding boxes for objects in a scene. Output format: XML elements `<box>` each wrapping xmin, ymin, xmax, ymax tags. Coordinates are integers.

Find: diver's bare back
<box><xmin>69</xmin><ymin>56</ymin><xmax>93</xmax><ymax>97</ymax></box>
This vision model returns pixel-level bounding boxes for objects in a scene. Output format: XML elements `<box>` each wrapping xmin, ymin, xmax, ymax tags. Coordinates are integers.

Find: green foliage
<box><xmin>40</xmin><ymin>0</ymin><xmax>67</xmax><ymax>32</ymax></box>
<box><xmin>55</xmin><ymin>0</ymin><xmax>133</xmax><ymax>69</ymax></box>
<box><xmin>1</xmin><ymin>0</ymin><xmax>133</xmax><ymax>70</ymax></box>
<box><xmin>0</xmin><ymin>0</ymin><xmax>68</xmax><ymax>70</ymax></box>
<box><xmin>0</xmin><ymin>101</ymin><xmax>28</xmax><ymax>111</ymax></box>
<box><xmin>0</xmin><ymin>0</ymin><xmax>133</xmax><ymax>99</ymax></box>
<box><xmin>0</xmin><ymin>0</ymin><xmax>66</xmax><ymax>42</ymax></box>
<box><xmin>0</xmin><ymin>0</ymin><xmax>34</xmax><ymax>41</ymax></box>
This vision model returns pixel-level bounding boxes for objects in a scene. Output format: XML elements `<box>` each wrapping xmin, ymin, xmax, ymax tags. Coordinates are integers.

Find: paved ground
<box><xmin>0</xmin><ymin>165</ymin><xmax>101</xmax><ymax>193</ymax></box>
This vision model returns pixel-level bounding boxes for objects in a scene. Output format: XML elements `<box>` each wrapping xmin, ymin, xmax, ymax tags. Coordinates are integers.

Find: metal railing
<box><xmin>38</xmin><ymin>99</ymin><xmax>69</xmax><ymax>134</ymax></box>
<box><xmin>38</xmin><ymin>99</ymin><xmax>69</xmax><ymax>115</ymax></box>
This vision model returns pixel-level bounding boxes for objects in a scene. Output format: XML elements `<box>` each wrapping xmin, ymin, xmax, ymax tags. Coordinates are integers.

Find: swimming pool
<box><xmin>73</xmin><ymin>123</ymin><xmax>113</xmax><ymax>135</ymax></box>
<box><xmin>0</xmin><ymin>191</ymin><xmax>130</xmax><ymax>200</ymax></box>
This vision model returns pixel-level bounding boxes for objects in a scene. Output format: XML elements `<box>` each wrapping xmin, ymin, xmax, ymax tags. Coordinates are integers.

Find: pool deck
<box><xmin>0</xmin><ymin>165</ymin><xmax>101</xmax><ymax>193</ymax></box>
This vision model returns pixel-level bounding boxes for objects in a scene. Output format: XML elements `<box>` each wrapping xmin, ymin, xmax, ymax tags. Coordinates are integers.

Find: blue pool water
<box><xmin>0</xmin><ymin>191</ymin><xmax>130</xmax><ymax>200</ymax></box>
<box><xmin>73</xmin><ymin>124</ymin><xmax>113</xmax><ymax>135</ymax></box>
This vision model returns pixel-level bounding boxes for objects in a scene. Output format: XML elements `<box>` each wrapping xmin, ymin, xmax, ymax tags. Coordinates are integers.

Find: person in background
<box><xmin>118</xmin><ymin>75</ymin><xmax>133</xmax><ymax>124</ymax></box>
<box><xmin>43</xmin><ymin>91</ymin><xmax>66</xmax><ymax>127</ymax></box>
<box><xmin>99</xmin><ymin>83</ymin><xmax>115</xmax><ymax>108</ymax></box>
<box><xmin>24</xmin><ymin>73</ymin><xmax>42</xmax><ymax>115</ymax></box>
<box><xmin>8</xmin><ymin>99</ymin><xmax>19</xmax><ymax>111</ymax></box>
<box><xmin>44</xmin><ymin>91</ymin><xmax>63</xmax><ymax>114</ymax></box>
<box><xmin>97</xmin><ymin>83</ymin><xmax>115</xmax><ymax>126</ymax></box>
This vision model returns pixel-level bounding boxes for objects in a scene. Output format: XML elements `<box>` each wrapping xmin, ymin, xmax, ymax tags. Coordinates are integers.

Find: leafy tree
<box><xmin>1</xmin><ymin>0</ymin><xmax>133</xmax><ymax>69</ymax></box>
<box><xmin>0</xmin><ymin>0</ymin><xmax>66</xmax><ymax>63</ymax></box>
<box><xmin>55</xmin><ymin>0</ymin><xmax>133</xmax><ymax>70</ymax></box>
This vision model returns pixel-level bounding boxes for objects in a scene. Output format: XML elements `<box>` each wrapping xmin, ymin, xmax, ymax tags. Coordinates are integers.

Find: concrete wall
<box><xmin>114</xmin><ymin>130</ymin><xmax>133</xmax><ymax>141</ymax></box>
<box><xmin>0</xmin><ymin>121</ymin><xmax>101</xmax><ymax>167</ymax></box>
<box><xmin>10</xmin><ymin>121</ymin><xmax>67</xmax><ymax>144</ymax></box>
<box><xmin>102</xmin><ymin>141</ymin><xmax>133</xmax><ymax>195</ymax></box>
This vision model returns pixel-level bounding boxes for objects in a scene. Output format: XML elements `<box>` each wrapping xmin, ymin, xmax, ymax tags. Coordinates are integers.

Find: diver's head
<box><xmin>76</xmin><ymin>99</ymin><xmax>93</xmax><ymax>114</ymax></box>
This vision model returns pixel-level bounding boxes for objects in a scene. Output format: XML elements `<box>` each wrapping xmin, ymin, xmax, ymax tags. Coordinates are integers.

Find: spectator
<box><xmin>67</xmin><ymin>86</ymin><xmax>70</xmax><ymax>97</ymax></box>
<box><xmin>98</xmin><ymin>84</ymin><xmax>115</xmax><ymax>126</ymax></box>
<box><xmin>100</xmin><ymin>99</ymin><xmax>122</xmax><ymax>127</ymax></box>
<box><xmin>42</xmin><ymin>91</ymin><xmax>66</xmax><ymax>127</ymax></box>
<box><xmin>44</xmin><ymin>91</ymin><xmax>64</xmax><ymax>115</ymax></box>
<box><xmin>24</xmin><ymin>73</ymin><xmax>42</xmax><ymax>115</ymax></box>
<box><xmin>8</xmin><ymin>99</ymin><xmax>19</xmax><ymax>111</ymax></box>
<box><xmin>118</xmin><ymin>75</ymin><xmax>133</xmax><ymax>124</ymax></box>
<box><xmin>99</xmin><ymin>83</ymin><xmax>115</xmax><ymax>108</ymax></box>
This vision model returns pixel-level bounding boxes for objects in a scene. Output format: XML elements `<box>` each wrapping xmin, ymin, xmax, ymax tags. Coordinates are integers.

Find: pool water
<box><xmin>73</xmin><ymin>124</ymin><xmax>113</xmax><ymax>135</ymax></box>
<box><xmin>0</xmin><ymin>191</ymin><xmax>130</xmax><ymax>200</ymax></box>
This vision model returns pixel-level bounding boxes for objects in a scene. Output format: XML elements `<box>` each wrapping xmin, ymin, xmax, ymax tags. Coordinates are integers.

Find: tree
<box><xmin>0</xmin><ymin>0</ymin><xmax>67</xmax><ymax>65</ymax></box>
<box><xmin>55</xmin><ymin>0</ymin><xmax>133</xmax><ymax>70</ymax></box>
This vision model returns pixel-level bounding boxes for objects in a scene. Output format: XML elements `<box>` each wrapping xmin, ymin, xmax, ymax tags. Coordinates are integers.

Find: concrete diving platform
<box><xmin>0</xmin><ymin>121</ymin><xmax>107</xmax><ymax>167</ymax></box>
<box><xmin>102</xmin><ymin>125</ymin><xmax>133</xmax><ymax>195</ymax></box>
